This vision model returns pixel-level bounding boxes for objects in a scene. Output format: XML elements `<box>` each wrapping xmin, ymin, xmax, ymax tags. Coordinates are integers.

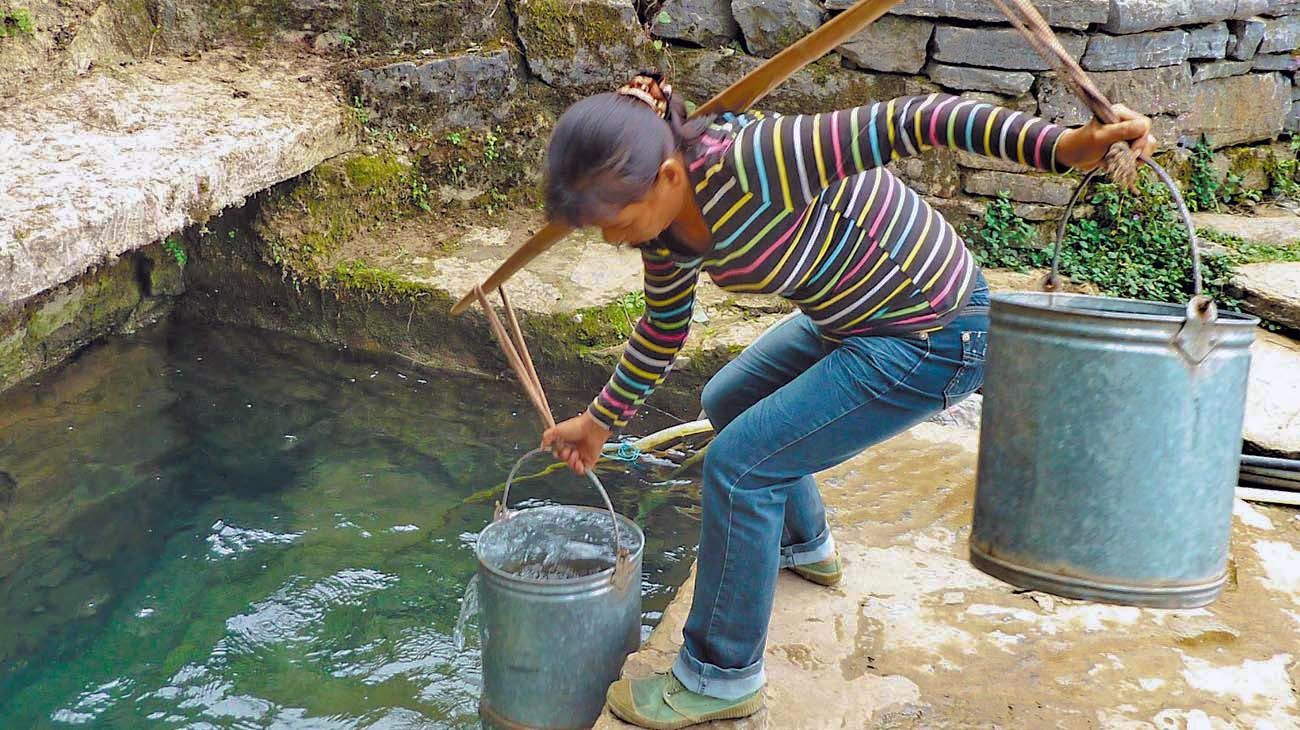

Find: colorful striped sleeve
<box><xmin>775</xmin><ymin>93</ymin><xmax>1071</xmax><ymax>209</ymax></box>
<box><xmin>587</xmin><ymin>246</ymin><xmax>701</xmax><ymax>431</ymax></box>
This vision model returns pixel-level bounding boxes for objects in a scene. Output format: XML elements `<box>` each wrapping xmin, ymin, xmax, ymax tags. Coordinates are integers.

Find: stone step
<box><xmin>1232</xmin><ymin>262</ymin><xmax>1300</xmax><ymax>332</ymax></box>
<box><xmin>1247</xmin><ymin>330</ymin><xmax>1300</xmax><ymax>459</ymax></box>
<box><xmin>1193</xmin><ymin>207</ymin><xmax>1300</xmax><ymax>331</ymax></box>
<box><xmin>1194</xmin><ymin>207</ymin><xmax>1300</xmax><ymax>248</ymax></box>
<box><xmin>0</xmin><ymin>48</ymin><xmax>355</xmax><ymax>308</ymax></box>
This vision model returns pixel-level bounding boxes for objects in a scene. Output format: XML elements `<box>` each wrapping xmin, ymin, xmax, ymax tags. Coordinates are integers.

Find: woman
<box><xmin>539</xmin><ymin>72</ymin><xmax>1156</xmax><ymax>728</ymax></box>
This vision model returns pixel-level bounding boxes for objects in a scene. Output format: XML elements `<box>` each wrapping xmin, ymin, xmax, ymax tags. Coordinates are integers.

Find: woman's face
<box><xmin>593</xmin><ymin>156</ymin><xmax>688</xmax><ymax>246</ymax></box>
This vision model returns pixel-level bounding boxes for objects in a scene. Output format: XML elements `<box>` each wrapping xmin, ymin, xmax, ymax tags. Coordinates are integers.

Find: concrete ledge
<box><xmin>0</xmin><ymin>49</ymin><xmax>355</xmax><ymax>308</ymax></box>
<box><xmin>598</xmin><ymin>418</ymin><xmax>1300</xmax><ymax>728</ymax></box>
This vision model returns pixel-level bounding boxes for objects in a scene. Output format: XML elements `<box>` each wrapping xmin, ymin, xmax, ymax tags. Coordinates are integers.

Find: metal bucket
<box><xmin>476</xmin><ymin>449</ymin><xmax>644</xmax><ymax>729</ymax></box>
<box><xmin>969</xmin><ymin>160</ymin><xmax>1259</xmax><ymax>609</ymax></box>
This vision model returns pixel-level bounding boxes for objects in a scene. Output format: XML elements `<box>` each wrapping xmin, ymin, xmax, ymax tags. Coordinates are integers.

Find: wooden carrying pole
<box><xmin>474</xmin><ymin>286</ymin><xmax>555</xmax><ymax>430</ymax></box>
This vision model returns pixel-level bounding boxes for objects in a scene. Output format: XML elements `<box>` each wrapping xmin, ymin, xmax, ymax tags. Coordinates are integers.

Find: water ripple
<box><xmin>206</xmin><ymin>520</ymin><xmax>304</xmax><ymax>560</ymax></box>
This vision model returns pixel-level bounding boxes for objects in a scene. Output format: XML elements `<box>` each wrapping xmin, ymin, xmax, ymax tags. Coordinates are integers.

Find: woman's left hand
<box><xmin>1056</xmin><ymin>104</ymin><xmax>1159</xmax><ymax>171</ymax></box>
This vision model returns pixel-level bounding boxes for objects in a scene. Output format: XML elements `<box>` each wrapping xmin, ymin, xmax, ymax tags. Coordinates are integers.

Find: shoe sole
<box><xmin>790</xmin><ymin>566</ymin><xmax>843</xmax><ymax>587</ymax></box>
<box><xmin>608</xmin><ymin>691</ymin><xmax>765</xmax><ymax>730</ymax></box>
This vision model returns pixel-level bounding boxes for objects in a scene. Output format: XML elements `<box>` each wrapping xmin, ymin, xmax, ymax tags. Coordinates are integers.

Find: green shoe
<box><xmin>606</xmin><ymin>673</ymin><xmax>763</xmax><ymax>730</ymax></box>
<box><xmin>789</xmin><ymin>553</ymin><xmax>843</xmax><ymax>586</ymax></box>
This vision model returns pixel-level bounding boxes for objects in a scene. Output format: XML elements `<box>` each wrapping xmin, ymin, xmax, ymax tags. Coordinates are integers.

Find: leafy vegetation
<box><xmin>163</xmin><ymin>236</ymin><xmax>188</xmax><ymax>266</ymax></box>
<box><xmin>965</xmin><ymin>176</ymin><xmax>1238</xmax><ymax>306</ymax></box>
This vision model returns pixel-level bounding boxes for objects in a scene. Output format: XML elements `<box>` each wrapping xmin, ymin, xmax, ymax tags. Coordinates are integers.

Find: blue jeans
<box><xmin>672</xmin><ymin>275</ymin><xmax>991</xmax><ymax>699</ymax></box>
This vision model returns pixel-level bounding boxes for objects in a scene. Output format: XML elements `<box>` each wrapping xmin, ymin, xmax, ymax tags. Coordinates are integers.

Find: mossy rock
<box><xmin>255</xmin><ymin>151</ymin><xmax>421</xmax><ymax>280</ymax></box>
<box><xmin>515</xmin><ymin>0</ymin><xmax>657</xmax><ymax>95</ymax></box>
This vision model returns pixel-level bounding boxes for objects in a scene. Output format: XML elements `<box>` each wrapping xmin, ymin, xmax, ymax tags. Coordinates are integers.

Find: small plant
<box><xmin>1056</xmin><ymin>177</ymin><xmax>1237</xmax><ymax>306</ymax></box>
<box><xmin>655</xmin><ymin>10</ymin><xmax>672</xmax><ymax>24</ymax></box>
<box><xmin>445</xmin><ymin>130</ymin><xmax>466</xmax><ymax>147</ymax></box>
<box><xmin>1185</xmin><ymin>138</ymin><xmax>1220</xmax><ymax>212</ymax></box>
<box><xmin>1267</xmin><ymin>140</ymin><xmax>1300</xmax><ymax>199</ymax></box>
<box><xmin>616</xmin><ymin>290</ymin><xmax>647</xmax><ymax>333</ymax></box>
<box><xmin>409</xmin><ymin>175</ymin><xmax>432</xmax><ymax>212</ymax></box>
<box><xmin>962</xmin><ymin>177</ymin><xmax>1240</xmax><ymax>307</ymax></box>
<box><xmin>963</xmin><ymin>193</ymin><xmax>1046</xmax><ymax>270</ymax></box>
<box><xmin>163</xmin><ymin>236</ymin><xmax>188</xmax><ymax>266</ymax></box>
<box><xmin>483</xmin><ymin>130</ymin><xmax>501</xmax><ymax>164</ymax></box>
<box><xmin>0</xmin><ymin>7</ymin><xmax>34</xmax><ymax>37</ymax></box>
<box><xmin>350</xmin><ymin>96</ymin><xmax>370</xmax><ymax>127</ymax></box>
<box><xmin>1217</xmin><ymin>171</ymin><xmax>1262</xmax><ymax>207</ymax></box>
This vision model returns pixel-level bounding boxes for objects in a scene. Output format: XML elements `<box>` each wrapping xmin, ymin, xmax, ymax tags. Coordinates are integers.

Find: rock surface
<box><xmin>1232</xmin><ymin>263</ymin><xmax>1300</xmax><ymax>332</ymax></box>
<box><xmin>837</xmin><ymin>15</ymin><xmax>934</xmax><ymax>75</ymax></box>
<box><xmin>932</xmin><ymin>26</ymin><xmax>1086</xmax><ymax>71</ymax></box>
<box><xmin>1253</xmin><ymin>52</ymin><xmax>1300</xmax><ymax>70</ymax></box>
<box><xmin>1188</xmin><ymin>22</ymin><xmax>1231</xmax><ymax>59</ymax></box>
<box><xmin>926</xmin><ymin>63</ymin><xmax>1035</xmax><ymax>96</ymax></box>
<box><xmin>1260</xmin><ymin>13</ymin><xmax>1300</xmax><ymax>52</ymax></box>
<box><xmin>1083</xmin><ymin>30</ymin><xmax>1192</xmax><ymax>71</ymax></box>
<box><xmin>964</xmin><ymin>171</ymin><xmax>1076</xmax><ymax>207</ymax></box>
<box><xmin>1178</xmin><ymin>72</ymin><xmax>1292</xmax><ymax>147</ymax></box>
<box><xmin>353</xmin><ymin>50</ymin><xmax>522</xmax><ymax>129</ymax></box>
<box><xmin>1230</xmin><ymin>17</ymin><xmax>1269</xmax><ymax>59</ymax></box>
<box><xmin>823</xmin><ymin>0</ymin><xmax>1109</xmax><ymax>30</ymax></box>
<box><xmin>1193</xmin><ymin>58</ymin><xmax>1257</xmax><ymax>81</ymax></box>
<box><xmin>653</xmin><ymin>0</ymin><xmax>739</xmax><ymax>47</ymax></box>
<box><xmin>1195</xmin><ymin>208</ymin><xmax>1300</xmax><ymax>248</ymax></box>
<box><xmin>515</xmin><ymin>0</ymin><xmax>651</xmax><ymax>92</ymax></box>
<box><xmin>1104</xmin><ymin>0</ymin><xmax>1269</xmax><ymax>34</ymax></box>
<box><xmin>0</xmin><ymin>50</ymin><xmax>354</xmax><ymax>308</ymax></box>
<box><xmin>1246</xmin><ymin>331</ymin><xmax>1300</xmax><ymax>458</ymax></box>
<box><xmin>1037</xmin><ymin>65</ymin><xmax>1193</xmax><ymax>125</ymax></box>
<box><xmin>732</xmin><ymin>0</ymin><xmax>823</xmax><ymax>58</ymax></box>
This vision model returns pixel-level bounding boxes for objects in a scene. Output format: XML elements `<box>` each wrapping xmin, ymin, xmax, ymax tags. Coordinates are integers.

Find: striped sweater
<box><xmin>589</xmin><ymin>93</ymin><xmax>1071</xmax><ymax>430</ymax></box>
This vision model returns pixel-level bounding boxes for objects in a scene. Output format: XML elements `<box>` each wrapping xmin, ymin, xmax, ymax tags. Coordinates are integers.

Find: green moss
<box><xmin>1199</xmin><ymin>228</ymin><xmax>1300</xmax><ymax>265</ymax></box>
<box><xmin>201</xmin><ymin>0</ymin><xmax>295</xmax><ymax>45</ymax></box>
<box><xmin>0</xmin><ymin>6</ymin><xmax>34</xmax><ymax>36</ymax></box>
<box><xmin>518</xmin><ymin>0</ymin><xmax>647</xmax><ymax>70</ymax></box>
<box><xmin>328</xmin><ymin>261</ymin><xmax>437</xmax><ymax>301</ymax></box>
<box><xmin>343</xmin><ymin>154</ymin><xmax>407</xmax><ymax>190</ymax></box>
<box><xmin>257</xmin><ymin>152</ymin><xmax>425</xmax><ymax>280</ymax></box>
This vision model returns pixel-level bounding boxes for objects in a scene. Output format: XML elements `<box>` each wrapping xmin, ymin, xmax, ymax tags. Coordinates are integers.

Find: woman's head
<box><xmin>544</xmin><ymin>75</ymin><xmax>710</xmax><ymax>245</ymax></box>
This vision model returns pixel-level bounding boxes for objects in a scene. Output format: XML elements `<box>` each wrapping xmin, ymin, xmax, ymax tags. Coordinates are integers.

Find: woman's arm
<box><xmin>543</xmin><ymin>246</ymin><xmax>700</xmax><ymax>473</ymax></box>
<box><xmin>752</xmin><ymin>93</ymin><xmax>1154</xmax><ymax>209</ymax></box>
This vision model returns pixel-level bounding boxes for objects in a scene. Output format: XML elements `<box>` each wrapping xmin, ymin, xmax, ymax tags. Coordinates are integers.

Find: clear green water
<box><xmin>0</xmin><ymin>324</ymin><xmax>702</xmax><ymax>728</ymax></box>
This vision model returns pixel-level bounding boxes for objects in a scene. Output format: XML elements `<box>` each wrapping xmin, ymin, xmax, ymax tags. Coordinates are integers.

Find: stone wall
<box><xmin>350</xmin><ymin>0</ymin><xmax>1300</xmax><ymax>231</ymax></box>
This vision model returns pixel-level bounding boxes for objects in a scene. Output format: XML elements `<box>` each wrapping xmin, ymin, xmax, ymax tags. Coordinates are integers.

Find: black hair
<box><xmin>544</xmin><ymin>91</ymin><xmax>712</xmax><ymax>228</ymax></box>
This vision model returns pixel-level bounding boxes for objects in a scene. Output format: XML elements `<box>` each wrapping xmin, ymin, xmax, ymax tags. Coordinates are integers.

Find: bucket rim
<box><xmin>990</xmin><ymin>291</ymin><xmax>1260</xmax><ymax>328</ymax></box>
<box><xmin>474</xmin><ymin>504</ymin><xmax>645</xmax><ymax>587</ymax></box>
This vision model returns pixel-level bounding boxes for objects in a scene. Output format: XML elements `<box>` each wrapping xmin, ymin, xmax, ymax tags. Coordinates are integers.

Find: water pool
<box><xmin>0</xmin><ymin>323</ymin><xmax>702</xmax><ymax>728</ymax></box>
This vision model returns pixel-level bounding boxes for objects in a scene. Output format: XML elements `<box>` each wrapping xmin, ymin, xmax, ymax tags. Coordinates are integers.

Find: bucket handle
<box><xmin>496</xmin><ymin>448</ymin><xmax>635</xmax><ymax>590</ymax></box>
<box><xmin>1043</xmin><ymin>156</ymin><xmax>1219</xmax><ymax>364</ymax></box>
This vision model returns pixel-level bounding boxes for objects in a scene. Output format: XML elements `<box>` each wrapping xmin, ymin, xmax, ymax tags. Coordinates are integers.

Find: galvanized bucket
<box><xmin>476</xmin><ymin>448</ymin><xmax>643</xmax><ymax>729</ymax></box>
<box><xmin>970</xmin><ymin>159</ymin><xmax>1259</xmax><ymax>609</ymax></box>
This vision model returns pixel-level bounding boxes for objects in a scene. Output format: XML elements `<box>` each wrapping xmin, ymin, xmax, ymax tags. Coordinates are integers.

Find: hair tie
<box><xmin>617</xmin><ymin>71</ymin><xmax>673</xmax><ymax>119</ymax></box>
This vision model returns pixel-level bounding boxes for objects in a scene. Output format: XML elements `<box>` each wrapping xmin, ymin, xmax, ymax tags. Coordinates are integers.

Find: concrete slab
<box><xmin>0</xmin><ymin>49</ymin><xmax>355</xmax><ymax>307</ymax></box>
<box><xmin>596</xmin><ymin>420</ymin><xmax>1300</xmax><ymax>729</ymax></box>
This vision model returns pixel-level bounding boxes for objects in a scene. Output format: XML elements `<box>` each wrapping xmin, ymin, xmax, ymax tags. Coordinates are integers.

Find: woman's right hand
<box><xmin>542</xmin><ymin>412</ymin><xmax>611</xmax><ymax>475</ymax></box>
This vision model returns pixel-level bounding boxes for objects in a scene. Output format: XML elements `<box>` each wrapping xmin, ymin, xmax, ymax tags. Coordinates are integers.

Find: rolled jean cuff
<box><xmin>779</xmin><ymin>525</ymin><xmax>835</xmax><ymax>568</ymax></box>
<box><xmin>672</xmin><ymin>647</ymin><xmax>766</xmax><ymax>700</ymax></box>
